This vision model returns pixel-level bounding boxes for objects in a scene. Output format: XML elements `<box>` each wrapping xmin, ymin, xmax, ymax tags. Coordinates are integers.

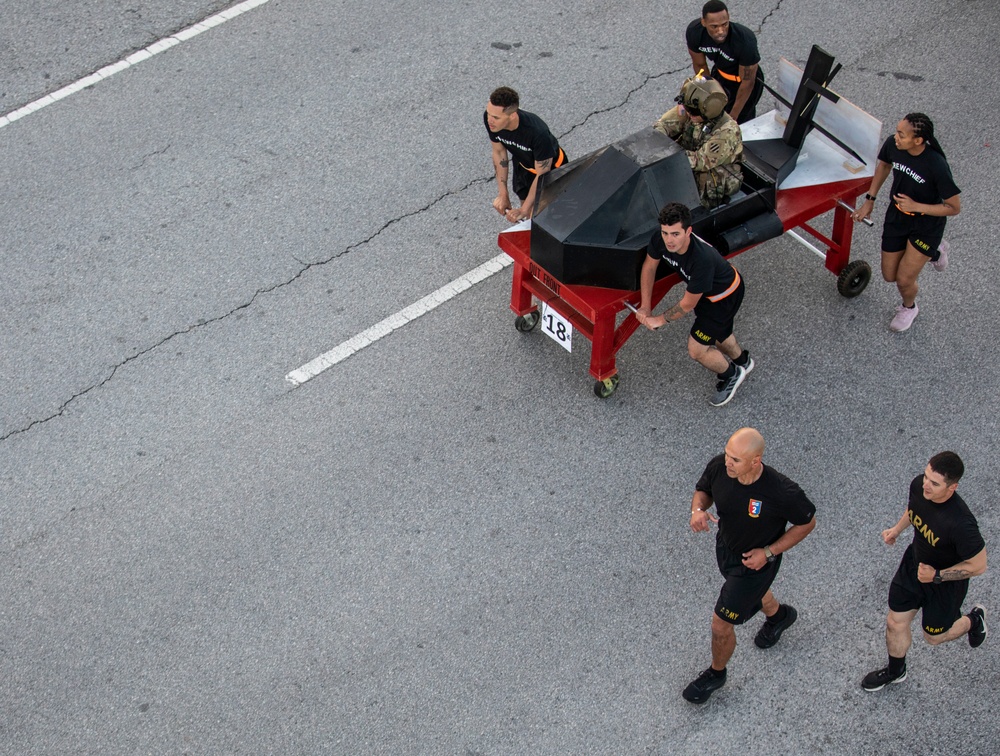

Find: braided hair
<box><xmin>904</xmin><ymin>112</ymin><xmax>946</xmax><ymax>158</ymax></box>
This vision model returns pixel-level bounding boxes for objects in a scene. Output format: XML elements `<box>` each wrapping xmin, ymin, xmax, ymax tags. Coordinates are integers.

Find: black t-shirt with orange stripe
<box><xmin>685</xmin><ymin>19</ymin><xmax>763</xmax><ymax>82</ymax></box>
<box><xmin>878</xmin><ymin>137</ymin><xmax>960</xmax><ymax>204</ymax></box>
<box><xmin>647</xmin><ymin>232</ymin><xmax>736</xmax><ymax>301</ymax></box>
<box><xmin>877</xmin><ymin>136</ymin><xmax>960</xmax><ymax>234</ymax></box>
<box><xmin>483</xmin><ymin>109</ymin><xmax>560</xmax><ymax>172</ymax></box>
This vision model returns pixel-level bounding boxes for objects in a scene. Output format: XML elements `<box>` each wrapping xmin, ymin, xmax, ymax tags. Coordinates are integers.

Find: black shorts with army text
<box><xmin>691</xmin><ymin>273</ymin><xmax>745</xmax><ymax>345</ymax></box>
<box><xmin>881</xmin><ymin>206</ymin><xmax>945</xmax><ymax>257</ymax></box>
<box><xmin>888</xmin><ymin>544</ymin><xmax>969</xmax><ymax>635</ymax></box>
<box><xmin>714</xmin><ymin>535</ymin><xmax>781</xmax><ymax>625</ymax></box>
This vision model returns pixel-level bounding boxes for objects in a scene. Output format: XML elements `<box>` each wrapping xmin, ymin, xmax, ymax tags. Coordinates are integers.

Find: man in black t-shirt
<box><xmin>484</xmin><ymin>86</ymin><xmax>567</xmax><ymax>223</ymax></box>
<box><xmin>685</xmin><ymin>1</ymin><xmax>765</xmax><ymax>123</ymax></box>
<box><xmin>681</xmin><ymin>428</ymin><xmax>817</xmax><ymax>704</ymax></box>
<box><xmin>862</xmin><ymin>452</ymin><xmax>988</xmax><ymax>692</ymax></box>
<box><xmin>636</xmin><ymin>202</ymin><xmax>753</xmax><ymax>407</ymax></box>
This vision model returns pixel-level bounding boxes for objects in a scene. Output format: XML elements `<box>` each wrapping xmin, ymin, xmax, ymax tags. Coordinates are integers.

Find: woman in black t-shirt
<box><xmin>853</xmin><ymin>113</ymin><xmax>961</xmax><ymax>332</ymax></box>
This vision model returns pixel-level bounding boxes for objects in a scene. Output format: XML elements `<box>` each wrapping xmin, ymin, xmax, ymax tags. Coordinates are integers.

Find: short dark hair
<box><xmin>490</xmin><ymin>86</ymin><xmax>519</xmax><ymax>112</ymax></box>
<box><xmin>928</xmin><ymin>451</ymin><xmax>964</xmax><ymax>485</ymax></box>
<box><xmin>702</xmin><ymin>1</ymin><xmax>729</xmax><ymax>17</ymax></box>
<box><xmin>658</xmin><ymin>202</ymin><xmax>692</xmax><ymax>229</ymax></box>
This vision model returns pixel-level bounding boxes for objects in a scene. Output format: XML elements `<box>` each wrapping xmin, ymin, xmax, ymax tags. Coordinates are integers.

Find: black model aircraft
<box><xmin>529</xmin><ymin>45</ymin><xmax>852</xmax><ymax>291</ymax></box>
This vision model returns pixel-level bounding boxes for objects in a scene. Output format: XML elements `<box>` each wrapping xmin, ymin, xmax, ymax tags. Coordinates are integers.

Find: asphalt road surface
<box><xmin>1</xmin><ymin>1</ymin><xmax>997</xmax><ymax>753</ymax></box>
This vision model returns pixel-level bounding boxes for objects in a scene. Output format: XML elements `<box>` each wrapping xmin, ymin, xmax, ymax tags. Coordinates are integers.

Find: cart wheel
<box><xmin>514</xmin><ymin>312</ymin><xmax>540</xmax><ymax>332</ymax></box>
<box><xmin>837</xmin><ymin>259</ymin><xmax>872</xmax><ymax>298</ymax></box>
<box><xmin>594</xmin><ymin>375</ymin><xmax>620</xmax><ymax>399</ymax></box>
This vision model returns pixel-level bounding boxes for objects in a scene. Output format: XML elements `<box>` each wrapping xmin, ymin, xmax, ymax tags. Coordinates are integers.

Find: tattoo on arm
<box><xmin>740</xmin><ymin>65</ymin><xmax>755</xmax><ymax>80</ymax></box>
<box><xmin>499</xmin><ymin>158</ymin><xmax>509</xmax><ymax>167</ymax></box>
<box><xmin>536</xmin><ymin>158</ymin><xmax>553</xmax><ymax>172</ymax></box>
<box><xmin>941</xmin><ymin>568</ymin><xmax>972</xmax><ymax>581</ymax></box>
<box><xmin>663</xmin><ymin>303</ymin><xmax>686</xmax><ymax>321</ymax></box>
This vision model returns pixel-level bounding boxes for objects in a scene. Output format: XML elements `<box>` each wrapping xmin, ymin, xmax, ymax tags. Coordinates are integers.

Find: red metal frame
<box><xmin>497</xmin><ymin>176</ymin><xmax>870</xmax><ymax>384</ymax></box>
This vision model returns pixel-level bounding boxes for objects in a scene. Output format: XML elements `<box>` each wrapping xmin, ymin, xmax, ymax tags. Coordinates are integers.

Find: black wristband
<box><xmin>864</xmin><ymin>193</ymin><xmax>877</xmax><ymax>202</ymax></box>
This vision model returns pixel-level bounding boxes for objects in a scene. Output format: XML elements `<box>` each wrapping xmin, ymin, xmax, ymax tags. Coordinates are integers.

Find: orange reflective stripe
<box><xmin>522</xmin><ymin>148</ymin><xmax>566</xmax><ymax>175</ymax></box>
<box><xmin>707</xmin><ymin>268</ymin><xmax>741</xmax><ymax>302</ymax></box>
<box><xmin>716</xmin><ymin>69</ymin><xmax>741</xmax><ymax>83</ymax></box>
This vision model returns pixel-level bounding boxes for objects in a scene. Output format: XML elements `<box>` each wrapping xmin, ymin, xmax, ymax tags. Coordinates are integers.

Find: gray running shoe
<box><xmin>710</xmin><ymin>365</ymin><xmax>747</xmax><ymax>407</ymax></box>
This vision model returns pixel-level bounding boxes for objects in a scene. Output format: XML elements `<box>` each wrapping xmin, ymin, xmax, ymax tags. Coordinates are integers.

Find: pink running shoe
<box><xmin>932</xmin><ymin>239</ymin><xmax>950</xmax><ymax>272</ymax></box>
<box><xmin>889</xmin><ymin>303</ymin><xmax>919</xmax><ymax>332</ymax></box>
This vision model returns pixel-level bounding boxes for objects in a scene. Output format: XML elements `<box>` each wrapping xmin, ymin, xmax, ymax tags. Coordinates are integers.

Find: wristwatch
<box><xmin>933</xmin><ymin>569</ymin><xmax>942</xmax><ymax>584</ymax></box>
<box><xmin>764</xmin><ymin>545</ymin><xmax>776</xmax><ymax>563</ymax></box>
<box><xmin>864</xmin><ymin>193</ymin><xmax>877</xmax><ymax>202</ymax></box>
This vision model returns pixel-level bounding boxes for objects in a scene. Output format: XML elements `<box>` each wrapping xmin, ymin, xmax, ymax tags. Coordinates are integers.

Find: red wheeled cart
<box><xmin>497</xmin><ymin>176</ymin><xmax>872</xmax><ymax>397</ymax></box>
<box><xmin>496</xmin><ymin>44</ymin><xmax>880</xmax><ymax>397</ymax></box>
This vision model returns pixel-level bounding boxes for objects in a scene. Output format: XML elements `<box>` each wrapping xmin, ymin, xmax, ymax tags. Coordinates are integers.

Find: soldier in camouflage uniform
<box><xmin>654</xmin><ymin>77</ymin><xmax>743</xmax><ymax>208</ymax></box>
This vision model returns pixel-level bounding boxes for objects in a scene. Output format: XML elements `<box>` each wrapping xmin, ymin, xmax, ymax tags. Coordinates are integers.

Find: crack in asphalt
<box><xmin>560</xmin><ymin>65</ymin><xmax>689</xmax><ymax>141</ymax></box>
<box><xmin>757</xmin><ymin>0</ymin><xmax>786</xmax><ymax>33</ymax></box>
<box><xmin>130</xmin><ymin>143</ymin><xmax>170</xmax><ymax>171</ymax></box>
<box><xmin>0</xmin><ymin>173</ymin><xmax>492</xmax><ymax>443</ymax></box>
<box><xmin>3</xmin><ymin>10</ymin><xmax>788</xmax><ymax>444</ymax></box>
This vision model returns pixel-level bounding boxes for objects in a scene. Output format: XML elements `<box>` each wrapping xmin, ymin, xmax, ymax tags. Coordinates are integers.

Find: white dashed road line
<box><xmin>1</xmin><ymin>0</ymin><xmax>515</xmax><ymax>389</ymax></box>
<box><xmin>0</xmin><ymin>0</ymin><xmax>272</xmax><ymax>130</ymax></box>
<box><xmin>285</xmin><ymin>253</ymin><xmax>514</xmax><ymax>386</ymax></box>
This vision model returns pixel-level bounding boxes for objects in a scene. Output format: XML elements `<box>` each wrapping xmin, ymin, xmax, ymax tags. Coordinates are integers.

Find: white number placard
<box><xmin>541</xmin><ymin>303</ymin><xmax>572</xmax><ymax>352</ymax></box>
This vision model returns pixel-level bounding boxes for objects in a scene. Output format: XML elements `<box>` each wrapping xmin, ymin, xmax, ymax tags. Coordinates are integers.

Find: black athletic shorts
<box><xmin>691</xmin><ymin>274</ymin><xmax>745</xmax><ymax>345</ymax></box>
<box><xmin>888</xmin><ymin>544</ymin><xmax>969</xmax><ymax>636</ymax></box>
<box><xmin>881</xmin><ymin>207</ymin><xmax>944</xmax><ymax>257</ymax></box>
<box><xmin>714</xmin><ymin>535</ymin><xmax>781</xmax><ymax>625</ymax></box>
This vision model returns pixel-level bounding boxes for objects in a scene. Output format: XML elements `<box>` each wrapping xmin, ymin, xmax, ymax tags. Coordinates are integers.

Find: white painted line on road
<box><xmin>285</xmin><ymin>253</ymin><xmax>515</xmax><ymax>386</ymax></box>
<box><xmin>0</xmin><ymin>0</ymin><xmax>272</xmax><ymax>131</ymax></box>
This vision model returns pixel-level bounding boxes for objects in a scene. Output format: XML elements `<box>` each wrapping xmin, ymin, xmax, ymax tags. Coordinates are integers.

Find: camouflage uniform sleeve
<box><xmin>687</xmin><ymin>119</ymin><xmax>742</xmax><ymax>172</ymax></box>
<box><xmin>653</xmin><ymin>105</ymin><xmax>685</xmax><ymax>139</ymax></box>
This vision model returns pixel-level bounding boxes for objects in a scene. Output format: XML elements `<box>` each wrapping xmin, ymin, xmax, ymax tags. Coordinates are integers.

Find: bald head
<box><xmin>729</xmin><ymin>427</ymin><xmax>765</xmax><ymax>458</ymax></box>
<box><xmin>723</xmin><ymin>427</ymin><xmax>764</xmax><ymax>481</ymax></box>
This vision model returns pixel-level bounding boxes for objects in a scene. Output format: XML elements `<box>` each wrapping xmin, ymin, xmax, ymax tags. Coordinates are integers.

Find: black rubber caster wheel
<box><xmin>594</xmin><ymin>374</ymin><xmax>620</xmax><ymax>398</ymax></box>
<box><xmin>837</xmin><ymin>259</ymin><xmax>871</xmax><ymax>298</ymax></box>
<box><xmin>514</xmin><ymin>312</ymin><xmax>540</xmax><ymax>332</ymax></box>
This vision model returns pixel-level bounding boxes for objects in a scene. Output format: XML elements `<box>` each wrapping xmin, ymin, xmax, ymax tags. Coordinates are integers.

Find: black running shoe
<box><xmin>861</xmin><ymin>665</ymin><xmax>907</xmax><ymax>692</ymax></box>
<box><xmin>754</xmin><ymin>604</ymin><xmax>798</xmax><ymax>649</ymax></box>
<box><xmin>681</xmin><ymin>667</ymin><xmax>727</xmax><ymax>704</ymax></box>
<box><xmin>969</xmin><ymin>604</ymin><xmax>988</xmax><ymax>648</ymax></box>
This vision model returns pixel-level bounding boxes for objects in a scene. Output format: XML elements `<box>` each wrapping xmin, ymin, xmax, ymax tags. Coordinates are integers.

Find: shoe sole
<box><xmin>863</xmin><ymin>670</ymin><xmax>907</xmax><ymax>692</ymax></box>
<box><xmin>682</xmin><ymin>684</ymin><xmax>724</xmax><ymax>704</ymax></box>
<box><xmin>970</xmin><ymin>604</ymin><xmax>988</xmax><ymax>648</ymax></box>
<box><xmin>683</xmin><ymin>693</ymin><xmax>714</xmax><ymax>704</ymax></box>
<box><xmin>710</xmin><ymin>367</ymin><xmax>747</xmax><ymax>407</ymax></box>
